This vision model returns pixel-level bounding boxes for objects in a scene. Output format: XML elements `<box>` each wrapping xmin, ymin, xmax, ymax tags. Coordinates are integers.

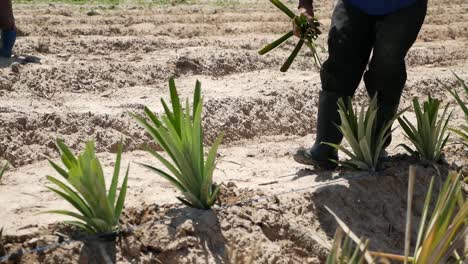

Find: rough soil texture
<box><xmin>0</xmin><ymin>0</ymin><xmax>467</xmax><ymax>263</ymax></box>
<box><xmin>1</xmin><ymin>162</ymin><xmax>456</xmax><ymax>264</ymax></box>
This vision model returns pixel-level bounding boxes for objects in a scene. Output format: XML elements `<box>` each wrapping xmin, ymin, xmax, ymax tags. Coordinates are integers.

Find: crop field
<box><xmin>0</xmin><ymin>0</ymin><xmax>467</xmax><ymax>263</ymax></box>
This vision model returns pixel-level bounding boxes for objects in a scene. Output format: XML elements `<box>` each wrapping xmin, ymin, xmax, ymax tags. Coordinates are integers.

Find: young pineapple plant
<box><xmin>258</xmin><ymin>0</ymin><xmax>322</xmax><ymax>72</ymax></box>
<box><xmin>46</xmin><ymin>140</ymin><xmax>129</xmax><ymax>234</ymax></box>
<box><xmin>326</xmin><ymin>227</ymin><xmax>371</xmax><ymax>264</ymax></box>
<box><xmin>131</xmin><ymin>78</ymin><xmax>223</xmax><ymax>209</ymax></box>
<box><xmin>397</xmin><ymin>95</ymin><xmax>452</xmax><ymax>163</ymax></box>
<box><xmin>442</xmin><ymin>73</ymin><xmax>467</xmax><ymax>146</ymax></box>
<box><xmin>0</xmin><ymin>227</ymin><xmax>5</xmax><ymax>257</ymax></box>
<box><xmin>326</xmin><ymin>167</ymin><xmax>467</xmax><ymax>264</ymax></box>
<box><xmin>374</xmin><ymin>168</ymin><xmax>467</xmax><ymax>264</ymax></box>
<box><xmin>325</xmin><ymin>96</ymin><xmax>406</xmax><ymax>171</ymax></box>
<box><xmin>325</xmin><ymin>206</ymin><xmax>375</xmax><ymax>263</ymax></box>
<box><xmin>408</xmin><ymin>170</ymin><xmax>467</xmax><ymax>264</ymax></box>
<box><xmin>0</xmin><ymin>162</ymin><xmax>8</xmax><ymax>185</ymax></box>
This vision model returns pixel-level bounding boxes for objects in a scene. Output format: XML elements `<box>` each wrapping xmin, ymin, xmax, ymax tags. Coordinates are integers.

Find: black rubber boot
<box><xmin>364</xmin><ymin>77</ymin><xmax>399</xmax><ymax>157</ymax></box>
<box><xmin>375</xmin><ymin>104</ymin><xmax>399</xmax><ymax>157</ymax></box>
<box><xmin>0</xmin><ymin>30</ymin><xmax>16</xmax><ymax>58</ymax></box>
<box><xmin>294</xmin><ymin>90</ymin><xmax>348</xmax><ymax>170</ymax></box>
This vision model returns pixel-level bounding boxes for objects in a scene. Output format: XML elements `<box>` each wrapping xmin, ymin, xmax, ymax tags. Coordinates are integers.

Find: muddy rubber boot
<box><xmin>364</xmin><ymin>78</ymin><xmax>399</xmax><ymax>159</ymax></box>
<box><xmin>375</xmin><ymin>104</ymin><xmax>399</xmax><ymax>158</ymax></box>
<box><xmin>293</xmin><ymin>90</ymin><xmax>348</xmax><ymax>170</ymax></box>
<box><xmin>0</xmin><ymin>29</ymin><xmax>16</xmax><ymax>58</ymax></box>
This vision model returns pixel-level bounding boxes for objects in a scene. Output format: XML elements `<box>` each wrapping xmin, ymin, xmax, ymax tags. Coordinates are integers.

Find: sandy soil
<box><xmin>0</xmin><ymin>0</ymin><xmax>467</xmax><ymax>263</ymax></box>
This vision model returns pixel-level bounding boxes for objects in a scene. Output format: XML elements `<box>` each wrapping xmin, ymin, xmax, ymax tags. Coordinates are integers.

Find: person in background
<box><xmin>0</xmin><ymin>0</ymin><xmax>16</xmax><ymax>58</ymax></box>
<box><xmin>293</xmin><ymin>0</ymin><xmax>427</xmax><ymax>169</ymax></box>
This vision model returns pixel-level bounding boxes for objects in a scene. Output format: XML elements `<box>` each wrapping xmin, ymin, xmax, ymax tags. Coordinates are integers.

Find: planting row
<box><xmin>1</xmin><ymin>74</ymin><xmax>466</xmax><ymax>262</ymax></box>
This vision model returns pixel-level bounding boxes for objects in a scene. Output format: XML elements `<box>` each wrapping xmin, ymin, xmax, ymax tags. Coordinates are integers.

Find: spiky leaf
<box><xmin>46</xmin><ymin>140</ymin><xmax>129</xmax><ymax>234</ymax></box>
<box><xmin>132</xmin><ymin>79</ymin><xmax>223</xmax><ymax>209</ymax></box>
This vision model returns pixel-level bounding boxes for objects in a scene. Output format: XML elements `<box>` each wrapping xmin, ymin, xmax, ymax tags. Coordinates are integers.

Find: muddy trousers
<box><xmin>0</xmin><ymin>0</ymin><xmax>15</xmax><ymax>58</ymax></box>
<box><xmin>0</xmin><ymin>0</ymin><xmax>15</xmax><ymax>30</ymax></box>
<box><xmin>315</xmin><ymin>0</ymin><xmax>427</xmax><ymax>150</ymax></box>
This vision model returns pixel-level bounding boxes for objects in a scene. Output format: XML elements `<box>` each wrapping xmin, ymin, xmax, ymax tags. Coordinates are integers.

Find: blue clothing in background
<box><xmin>345</xmin><ymin>0</ymin><xmax>418</xmax><ymax>15</ymax></box>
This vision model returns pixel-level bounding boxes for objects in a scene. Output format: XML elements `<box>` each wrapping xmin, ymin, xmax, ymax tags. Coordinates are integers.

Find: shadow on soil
<box><xmin>122</xmin><ymin>206</ymin><xmax>228</xmax><ymax>263</ymax></box>
<box><xmin>0</xmin><ymin>55</ymin><xmax>41</xmax><ymax>69</ymax></box>
<box><xmin>166</xmin><ymin>208</ymin><xmax>226</xmax><ymax>263</ymax></box>
<box><xmin>1</xmin><ymin>156</ymin><xmax>464</xmax><ymax>263</ymax></box>
<box><xmin>310</xmin><ymin>155</ymin><xmax>453</xmax><ymax>254</ymax></box>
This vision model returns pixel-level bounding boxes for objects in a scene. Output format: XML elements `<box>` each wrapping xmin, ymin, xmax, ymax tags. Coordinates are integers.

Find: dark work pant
<box><xmin>0</xmin><ymin>0</ymin><xmax>15</xmax><ymax>30</ymax></box>
<box><xmin>320</xmin><ymin>0</ymin><xmax>427</xmax><ymax>107</ymax></box>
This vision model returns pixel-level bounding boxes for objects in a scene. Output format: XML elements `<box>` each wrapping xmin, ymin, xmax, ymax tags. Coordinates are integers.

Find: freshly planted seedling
<box><xmin>374</xmin><ymin>168</ymin><xmax>467</xmax><ymax>264</ymax></box>
<box><xmin>0</xmin><ymin>162</ymin><xmax>8</xmax><ymax>184</ymax></box>
<box><xmin>326</xmin><ymin>227</ymin><xmax>370</xmax><ymax>264</ymax></box>
<box><xmin>131</xmin><ymin>78</ymin><xmax>223</xmax><ymax>209</ymax></box>
<box><xmin>441</xmin><ymin>73</ymin><xmax>467</xmax><ymax>146</ymax></box>
<box><xmin>258</xmin><ymin>0</ymin><xmax>322</xmax><ymax>72</ymax></box>
<box><xmin>46</xmin><ymin>140</ymin><xmax>129</xmax><ymax>234</ymax></box>
<box><xmin>0</xmin><ymin>227</ymin><xmax>5</xmax><ymax>257</ymax></box>
<box><xmin>325</xmin><ymin>206</ymin><xmax>374</xmax><ymax>263</ymax></box>
<box><xmin>409</xmin><ymin>170</ymin><xmax>467</xmax><ymax>264</ymax></box>
<box><xmin>325</xmin><ymin>96</ymin><xmax>406</xmax><ymax>171</ymax></box>
<box><xmin>398</xmin><ymin>95</ymin><xmax>452</xmax><ymax>163</ymax></box>
<box><xmin>326</xmin><ymin>167</ymin><xmax>467</xmax><ymax>264</ymax></box>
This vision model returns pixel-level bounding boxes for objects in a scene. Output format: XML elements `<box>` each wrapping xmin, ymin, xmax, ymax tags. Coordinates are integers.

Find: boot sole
<box><xmin>293</xmin><ymin>152</ymin><xmax>338</xmax><ymax>170</ymax></box>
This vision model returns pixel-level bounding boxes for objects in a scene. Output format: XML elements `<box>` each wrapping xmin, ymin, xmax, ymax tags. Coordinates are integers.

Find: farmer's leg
<box><xmin>320</xmin><ymin>1</ymin><xmax>374</xmax><ymax>97</ymax></box>
<box><xmin>0</xmin><ymin>0</ymin><xmax>15</xmax><ymax>30</ymax></box>
<box><xmin>364</xmin><ymin>0</ymin><xmax>427</xmax><ymax>148</ymax></box>
<box><xmin>294</xmin><ymin>0</ymin><xmax>374</xmax><ymax>169</ymax></box>
<box><xmin>0</xmin><ymin>0</ymin><xmax>16</xmax><ymax>58</ymax></box>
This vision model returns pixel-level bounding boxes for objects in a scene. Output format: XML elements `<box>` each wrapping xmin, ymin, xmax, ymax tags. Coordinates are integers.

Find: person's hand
<box><xmin>294</xmin><ymin>1</ymin><xmax>315</xmax><ymax>37</ymax></box>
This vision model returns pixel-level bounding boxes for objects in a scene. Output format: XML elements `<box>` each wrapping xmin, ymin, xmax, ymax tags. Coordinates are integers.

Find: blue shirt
<box><xmin>345</xmin><ymin>0</ymin><xmax>418</xmax><ymax>15</ymax></box>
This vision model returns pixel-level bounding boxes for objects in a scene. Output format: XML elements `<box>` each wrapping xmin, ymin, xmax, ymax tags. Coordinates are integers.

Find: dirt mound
<box><xmin>0</xmin><ymin>59</ymin><xmax>172</xmax><ymax>94</ymax></box>
<box><xmin>173</xmin><ymin>49</ymin><xmax>278</xmax><ymax>77</ymax></box>
<box><xmin>1</xmin><ymin>0</ymin><xmax>467</xmax><ymax>263</ymax></box>
<box><xmin>1</xmin><ymin>160</ymin><xmax>459</xmax><ymax>263</ymax></box>
<box><xmin>0</xmin><ymin>83</ymin><xmax>321</xmax><ymax>166</ymax></box>
<box><xmin>0</xmin><ymin>111</ymin><xmax>145</xmax><ymax>166</ymax></box>
<box><xmin>0</xmin><ymin>182</ymin><xmax>327</xmax><ymax>264</ymax></box>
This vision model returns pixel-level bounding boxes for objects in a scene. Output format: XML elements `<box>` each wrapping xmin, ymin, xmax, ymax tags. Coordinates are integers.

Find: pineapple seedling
<box><xmin>397</xmin><ymin>95</ymin><xmax>452</xmax><ymax>163</ymax></box>
<box><xmin>441</xmin><ymin>73</ymin><xmax>467</xmax><ymax>146</ymax></box>
<box><xmin>46</xmin><ymin>140</ymin><xmax>129</xmax><ymax>234</ymax></box>
<box><xmin>0</xmin><ymin>162</ymin><xmax>8</xmax><ymax>185</ymax></box>
<box><xmin>325</xmin><ymin>206</ymin><xmax>374</xmax><ymax>264</ymax></box>
<box><xmin>326</xmin><ymin>227</ymin><xmax>370</xmax><ymax>264</ymax></box>
<box><xmin>0</xmin><ymin>227</ymin><xmax>5</xmax><ymax>257</ymax></box>
<box><xmin>375</xmin><ymin>168</ymin><xmax>467</xmax><ymax>264</ymax></box>
<box><xmin>413</xmin><ymin>171</ymin><xmax>468</xmax><ymax>264</ymax></box>
<box><xmin>325</xmin><ymin>96</ymin><xmax>406</xmax><ymax>171</ymax></box>
<box><xmin>131</xmin><ymin>78</ymin><xmax>223</xmax><ymax>209</ymax></box>
<box><xmin>258</xmin><ymin>0</ymin><xmax>322</xmax><ymax>72</ymax></box>
<box><xmin>407</xmin><ymin>170</ymin><xmax>467</xmax><ymax>264</ymax></box>
<box><xmin>326</xmin><ymin>167</ymin><xmax>467</xmax><ymax>264</ymax></box>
